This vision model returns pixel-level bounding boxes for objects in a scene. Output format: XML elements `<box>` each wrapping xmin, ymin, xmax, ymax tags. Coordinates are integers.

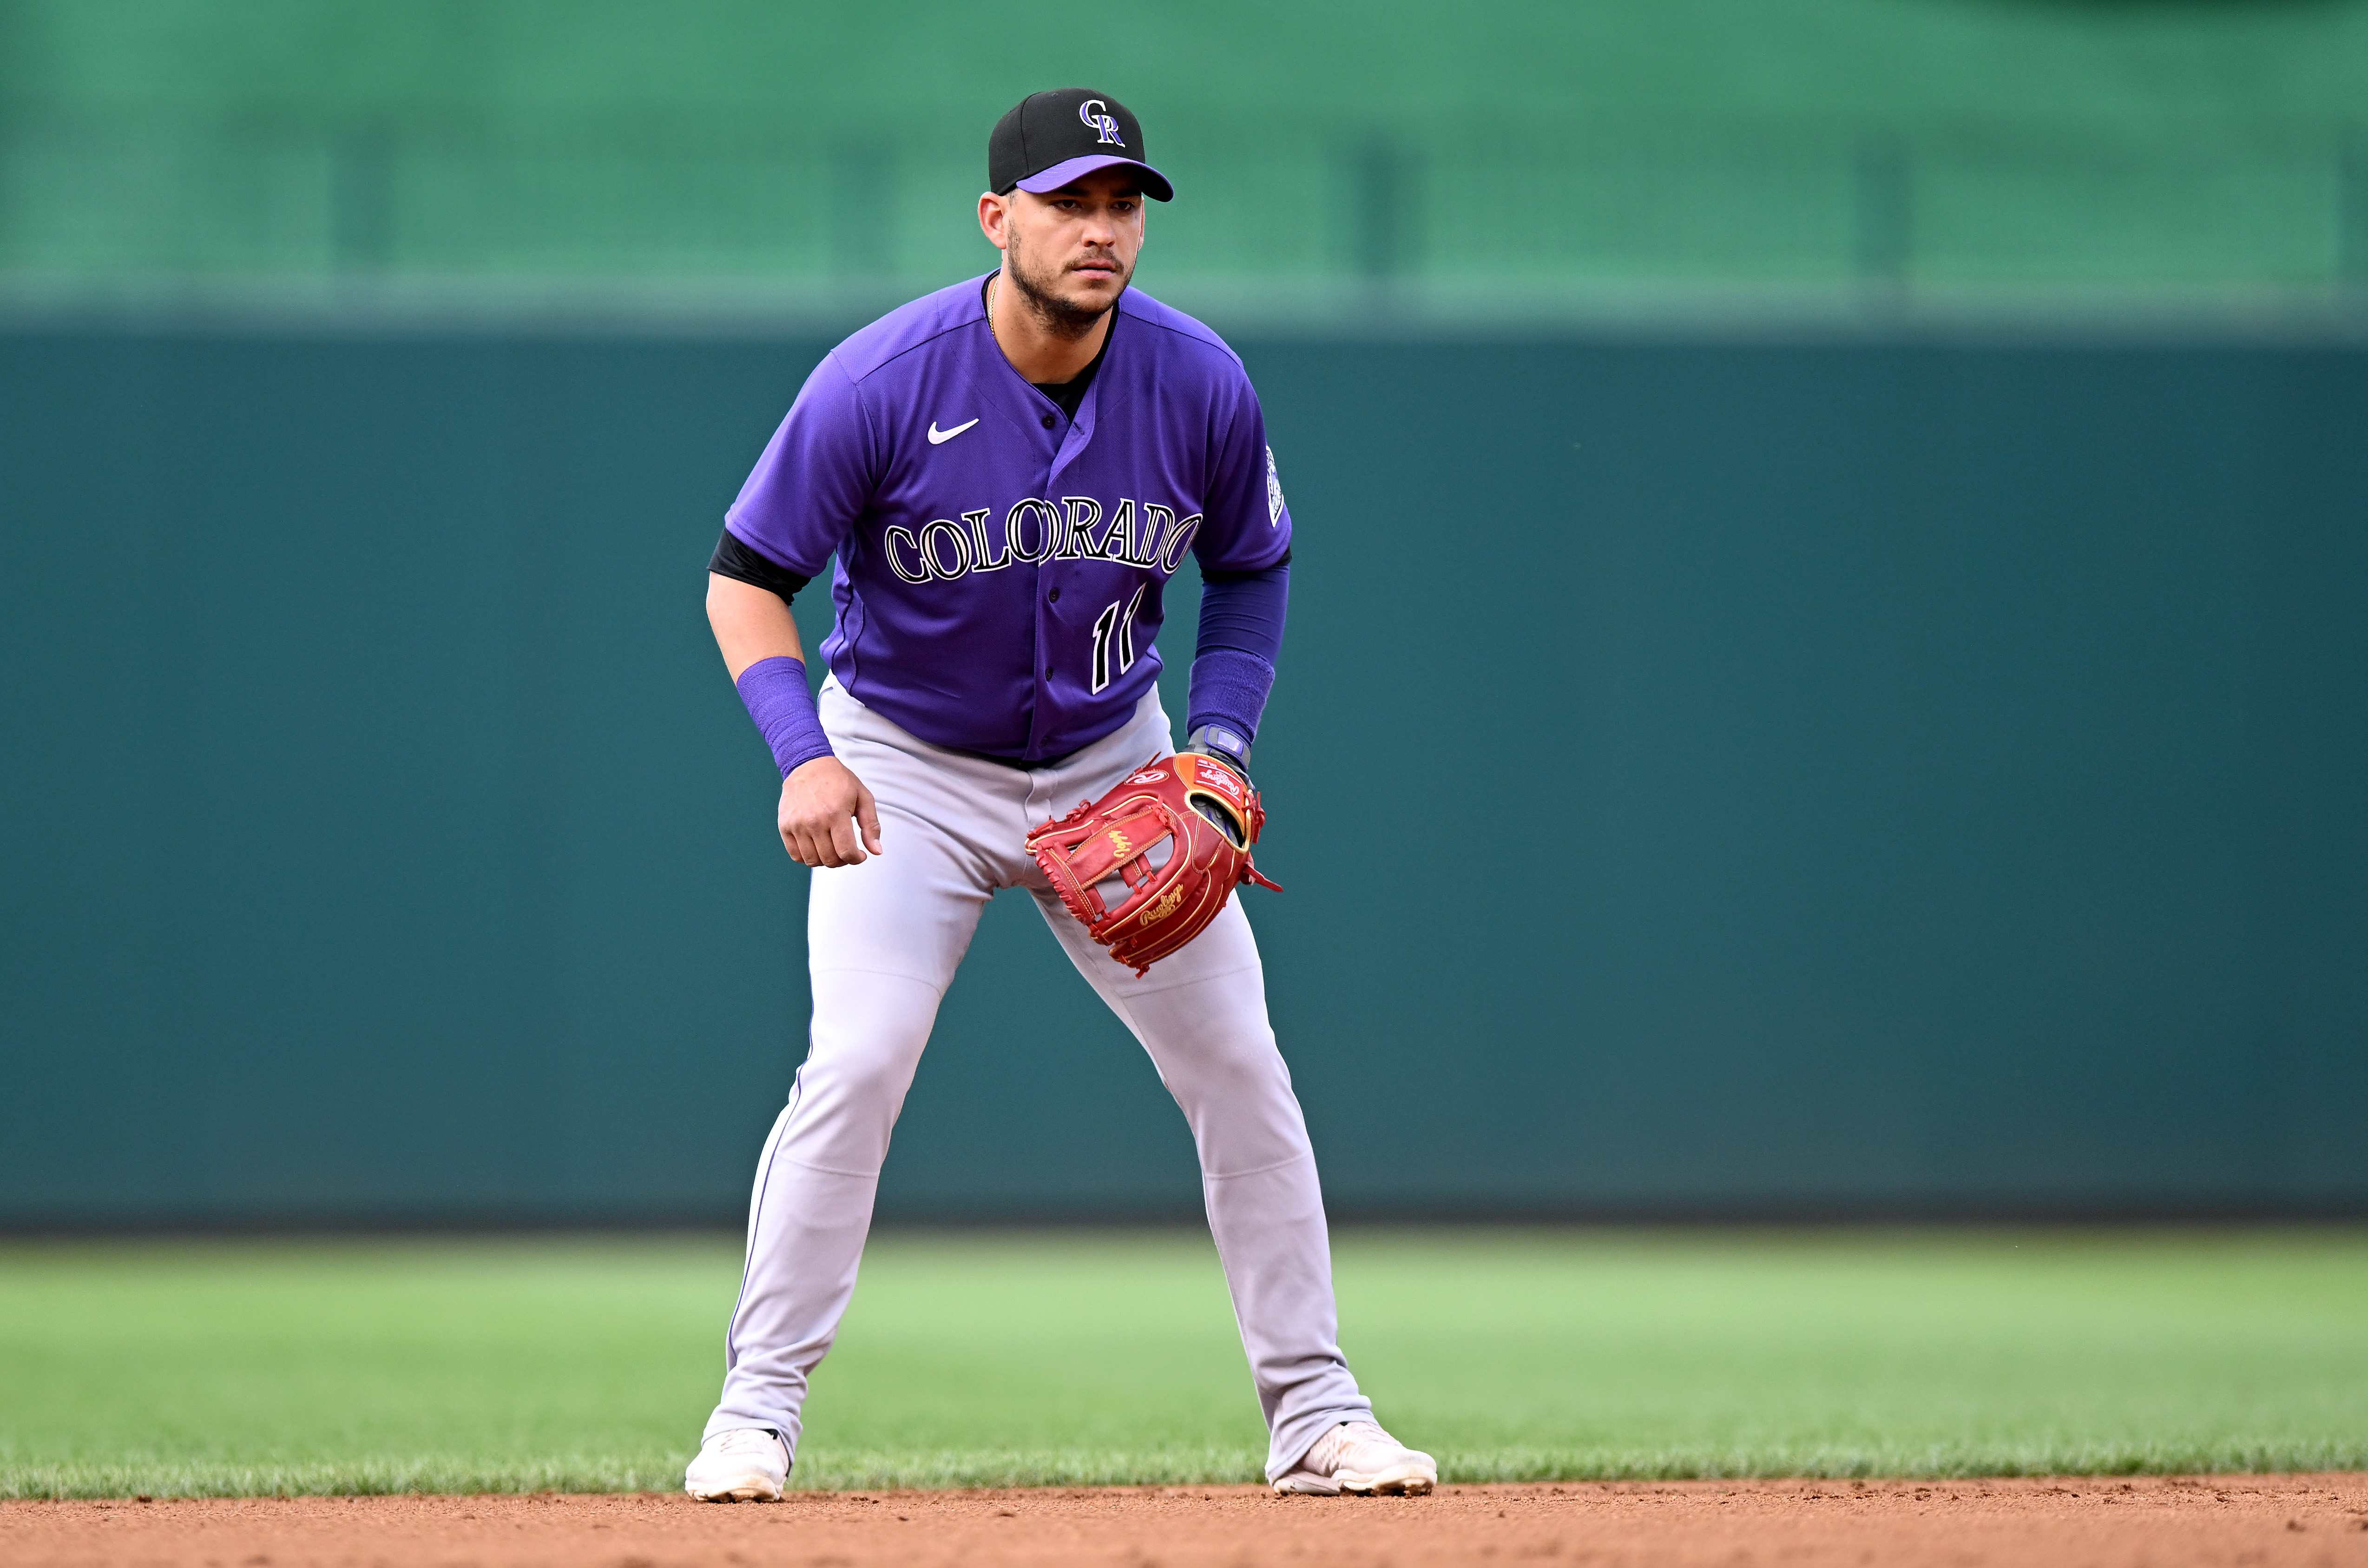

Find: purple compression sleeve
<box><xmin>1186</xmin><ymin>564</ymin><xmax>1287</xmax><ymax>742</ymax></box>
<box><xmin>735</xmin><ymin>656</ymin><xmax>835</xmax><ymax>777</ymax></box>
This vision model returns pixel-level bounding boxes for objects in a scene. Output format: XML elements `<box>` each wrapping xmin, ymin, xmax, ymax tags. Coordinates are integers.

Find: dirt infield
<box><xmin>4</xmin><ymin>1474</ymin><xmax>2364</xmax><ymax>1567</ymax></box>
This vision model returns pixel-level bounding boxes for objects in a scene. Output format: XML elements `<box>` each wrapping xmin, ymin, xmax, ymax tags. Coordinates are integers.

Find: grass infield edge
<box><xmin>8</xmin><ymin>1442</ymin><xmax>2368</xmax><ymax>1500</ymax></box>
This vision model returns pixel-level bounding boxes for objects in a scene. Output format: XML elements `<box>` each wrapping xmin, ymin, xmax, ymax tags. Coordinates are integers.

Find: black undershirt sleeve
<box><xmin>708</xmin><ymin>529</ymin><xmax>812</xmax><ymax>605</ymax></box>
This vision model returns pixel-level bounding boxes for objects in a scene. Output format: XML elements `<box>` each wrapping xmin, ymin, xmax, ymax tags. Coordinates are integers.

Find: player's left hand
<box><xmin>1025</xmin><ymin>752</ymin><xmax>1280</xmax><ymax>976</ymax></box>
<box><xmin>779</xmin><ymin>756</ymin><xmax>883</xmax><ymax>867</ymax></box>
<box><xmin>1181</xmin><ymin>725</ymin><xmax>1253</xmax><ymax>790</ymax></box>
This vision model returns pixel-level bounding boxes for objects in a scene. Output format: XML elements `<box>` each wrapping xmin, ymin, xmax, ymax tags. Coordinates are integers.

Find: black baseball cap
<box><xmin>989</xmin><ymin>88</ymin><xmax>1173</xmax><ymax>203</ymax></box>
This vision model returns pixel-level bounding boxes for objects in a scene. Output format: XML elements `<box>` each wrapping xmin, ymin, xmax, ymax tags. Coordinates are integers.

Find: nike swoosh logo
<box><xmin>927</xmin><ymin>418</ymin><xmax>980</xmax><ymax>445</ymax></box>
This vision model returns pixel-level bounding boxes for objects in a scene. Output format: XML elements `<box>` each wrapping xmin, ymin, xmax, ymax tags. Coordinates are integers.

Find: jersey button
<box><xmin>1045</xmin><ymin>665</ymin><xmax>1055</xmax><ymax>678</ymax></box>
<box><xmin>1047</xmin><ymin>587</ymin><xmax>1059</xmax><ymax>603</ymax></box>
<box><xmin>1039</xmin><ymin>413</ymin><xmax>1055</xmax><ymax>428</ymax></box>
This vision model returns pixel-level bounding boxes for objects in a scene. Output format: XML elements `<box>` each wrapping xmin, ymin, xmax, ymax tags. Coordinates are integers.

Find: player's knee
<box><xmin>781</xmin><ymin>1055</ymin><xmax>921</xmax><ymax>1173</ymax></box>
<box><xmin>804</xmin><ymin>1031</ymin><xmax>927</xmax><ymax>1105</ymax></box>
<box><xmin>1156</xmin><ymin>1025</ymin><xmax>1292</xmax><ymax>1113</ymax></box>
<box><xmin>787</xmin><ymin>1007</ymin><xmax>935</xmax><ymax>1157</ymax></box>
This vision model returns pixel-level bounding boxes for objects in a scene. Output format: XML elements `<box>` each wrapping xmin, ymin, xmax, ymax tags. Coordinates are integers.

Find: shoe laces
<box><xmin>710</xmin><ymin>1428</ymin><xmax>781</xmax><ymax>1457</ymax></box>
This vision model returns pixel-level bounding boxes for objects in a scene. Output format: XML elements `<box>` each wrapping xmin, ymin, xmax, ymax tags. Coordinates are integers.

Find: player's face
<box><xmin>983</xmin><ymin>170</ymin><xmax>1145</xmax><ymax>329</ymax></box>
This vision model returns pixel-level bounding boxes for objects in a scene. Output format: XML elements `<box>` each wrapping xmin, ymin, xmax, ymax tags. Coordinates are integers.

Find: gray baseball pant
<box><xmin>704</xmin><ymin>676</ymin><xmax>1374</xmax><ymax>1482</ymax></box>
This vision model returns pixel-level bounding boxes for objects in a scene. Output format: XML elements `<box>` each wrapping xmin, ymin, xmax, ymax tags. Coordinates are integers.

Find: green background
<box><xmin>3</xmin><ymin>326</ymin><xmax>2362</xmax><ymax>1225</ymax></box>
<box><xmin>4</xmin><ymin>3</ymin><xmax>2367</xmax><ymax>1226</ymax></box>
<box><xmin>6</xmin><ymin>0</ymin><xmax>2368</xmax><ymax>308</ymax></box>
<box><xmin>5</xmin><ymin>1230</ymin><xmax>2363</xmax><ymax>1496</ymax></box>
<box><xmin>5</xmin><ymin>3</ymin><xmax>2363</xmax><ymax>1509</ymax></box>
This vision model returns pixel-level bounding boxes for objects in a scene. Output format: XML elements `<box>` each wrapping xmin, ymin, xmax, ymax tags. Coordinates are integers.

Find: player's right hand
<box><xmin>779</xmin><ymin>756</ymin><xmax>883</xmax><ymax>867</ymax></box>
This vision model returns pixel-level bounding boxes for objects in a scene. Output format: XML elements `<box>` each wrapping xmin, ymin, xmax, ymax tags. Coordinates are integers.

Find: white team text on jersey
<box><xmin>881</xmin><ymin>496</ymin><xmax>1204</xmax><ymax>585</ymax></box>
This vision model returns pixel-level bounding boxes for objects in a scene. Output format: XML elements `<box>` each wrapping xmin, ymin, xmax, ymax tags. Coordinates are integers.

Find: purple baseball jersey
<box><xmin>724</xmin><ymin>274</ymin><xmax>1293</xmax><ymax>761</ymax></box>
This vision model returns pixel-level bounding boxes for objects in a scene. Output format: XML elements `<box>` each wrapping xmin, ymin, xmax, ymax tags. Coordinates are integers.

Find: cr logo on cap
<box><xmin>1079</xmin><ymin>98</ymin><xmax>1125</xmax><ymax>147</ymax></box>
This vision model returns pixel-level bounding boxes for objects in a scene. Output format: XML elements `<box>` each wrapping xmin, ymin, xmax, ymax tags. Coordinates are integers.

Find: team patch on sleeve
<box><xmin>1265</xmin><ymin>446</ymin><xmax>1286</xmax><ymax>527</ymax></box>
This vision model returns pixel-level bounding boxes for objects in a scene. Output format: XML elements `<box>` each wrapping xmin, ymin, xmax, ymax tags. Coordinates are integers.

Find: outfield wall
<box><xmin>2</xmin><ymin>322</ymin><xmax>2363</xmax><ymax>1225</ymax></box>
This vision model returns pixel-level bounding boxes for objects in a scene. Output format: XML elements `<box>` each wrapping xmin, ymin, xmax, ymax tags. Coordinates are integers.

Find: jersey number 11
<box><xmin>1088</xmin><ymin>584</ymin><xmax>1148</xmax><ymax>694</ymax></box>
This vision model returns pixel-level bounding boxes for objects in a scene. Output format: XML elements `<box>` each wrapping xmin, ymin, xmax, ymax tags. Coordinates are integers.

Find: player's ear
<box><xmin>978</xmin><ymin>191</ymin><xmax>1010</xmax><ymax>251</ymax></box>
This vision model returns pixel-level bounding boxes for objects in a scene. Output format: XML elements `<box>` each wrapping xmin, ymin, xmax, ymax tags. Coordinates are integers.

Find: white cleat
<box><xmin>684</xmin><ymin>1427</ymin><xmax>789</xmax><ymax>1502</ymax></box>
<box><xmin>1271</xmin><ymin>1420</ymin><xmax>1438</xmax><ymax>1496</ymax></box>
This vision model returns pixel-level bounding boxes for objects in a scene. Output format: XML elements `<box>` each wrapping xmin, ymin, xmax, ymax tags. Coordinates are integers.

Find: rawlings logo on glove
<box><xmin>1025</xmin><ymin>753</ymin><xmax>1282</xmax><ymax>976</ymax></box>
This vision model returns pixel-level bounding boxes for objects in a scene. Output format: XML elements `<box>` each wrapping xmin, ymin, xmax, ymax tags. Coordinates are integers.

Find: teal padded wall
<box><xmin>1</xmin><ymin>325</ymin><xmax>2363</xmax><ymax>1224</ymax></box>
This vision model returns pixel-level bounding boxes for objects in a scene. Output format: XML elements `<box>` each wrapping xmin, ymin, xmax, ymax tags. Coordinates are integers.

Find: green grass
<box><xmin>2</xmin><ymin>1229</ymin><xmax>2363</xmax><ymax>1499</ymax></box>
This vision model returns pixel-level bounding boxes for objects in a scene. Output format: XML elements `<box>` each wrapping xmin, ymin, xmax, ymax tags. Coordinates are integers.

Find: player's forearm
<box><xmin>1186</xmin><ymin>563</ymin><xmax>1287</xmax><ymax>758</ymax></box>
<box><xmin>710</xmin><ymin>571</ymin><xmax>835</xmax><ymax>781</ymax></box>
<box><xmin>708</xmin><ymin>571</ymin><xmax>805</xmax><ymax>680</ymax></box>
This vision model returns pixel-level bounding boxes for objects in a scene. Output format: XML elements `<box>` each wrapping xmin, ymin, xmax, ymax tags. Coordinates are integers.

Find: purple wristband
<box><xmin>735</xmin><ymin>656</ymin><xmax>835</xmax><ymax>778</ymax></box>
<box><xmin>1184</xmin><ymin>647</ymin><xmax>1277</xmax><ymax>745</ymax></box>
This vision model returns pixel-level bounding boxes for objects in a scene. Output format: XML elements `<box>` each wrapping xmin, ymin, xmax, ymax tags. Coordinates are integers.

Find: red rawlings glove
<box><xmin>1025</xmin><ymin>752</ymin><xmax>1283</xmax><ymax>976</ymax></box>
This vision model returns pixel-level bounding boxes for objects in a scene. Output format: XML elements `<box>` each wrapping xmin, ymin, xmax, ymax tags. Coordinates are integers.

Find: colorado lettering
<box><xmin>1006</xmin><ymin>498</ymin><xmax>1060</xmax><ymax>564</ymax></box>
<box><xmin>882</xmin><ymin>499</ymin><xmax>1203</xmax><ymax>584</ymax></box>
<box><xmin>1057</xmin><ymin>497</ymin><xmax>1101</xmax><ymax>559</ymax></box>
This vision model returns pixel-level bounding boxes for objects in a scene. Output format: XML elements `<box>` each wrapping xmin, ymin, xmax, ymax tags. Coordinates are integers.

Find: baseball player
<box><xmin>685</xmin><ymin>88</ymin><xmax>1435</xmax><ymax>1503</ymax></box>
